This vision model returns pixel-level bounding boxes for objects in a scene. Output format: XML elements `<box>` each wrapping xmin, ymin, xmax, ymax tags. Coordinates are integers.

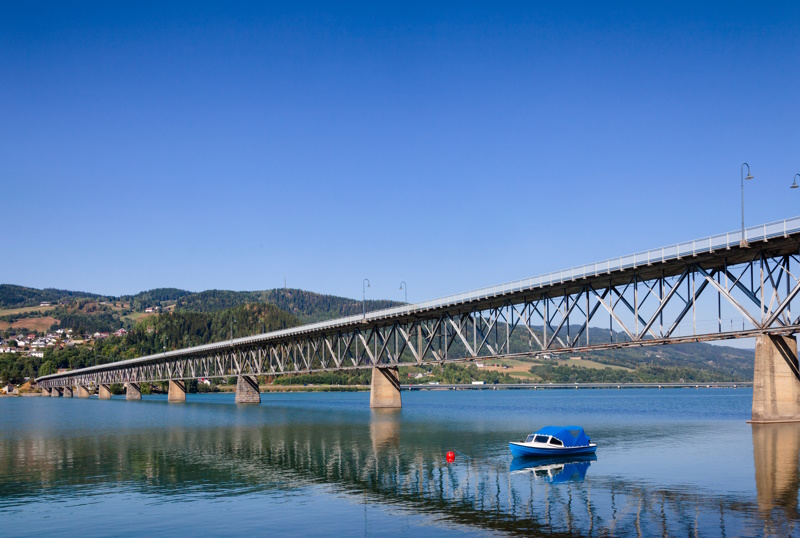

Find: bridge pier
<box><xmin>370</xmin><ymin>366</ymin><xmax>401</xmax><ymax>409</ymax></box>
<box><xmin>125</xmin><ymin>383</ymin><xmax>142</xmax><ymax>400</ymax></box>
<box><xmin>62</xmin><ymin>386</ymin><xmax>73</xmax><ymax>398</ymax></box>
<box><xmin>50</xmin><ymin>387</ymin><xmax>62</xmax><ymax>397</ymax></box>
<box><xmin>41</xmin><ymin>387</ymin><xmax>50</xmax><ymax>397</ymax></box>
<box><xmin>168</xmin><ymin>380</ymin><xmax>186</xmax><ymax>402</ymax></box>
<box><xmin>235</xmin><ymin>376</ymin><xmax>261</xmax><ymax>404</ymax></box>
<box><xmin>98</xmin><ymin>384</ymin><xmax>113</xmax><ymax>400</ymax></box>
<box><xmin>752</xmin><ymin>335</ymin><xmax>800</xmax><ymax>423</ymax></box>
<box><xmin>77</xmin><ymin>386</ymin><xmax>91</xmax><ymax>398</ymax></box>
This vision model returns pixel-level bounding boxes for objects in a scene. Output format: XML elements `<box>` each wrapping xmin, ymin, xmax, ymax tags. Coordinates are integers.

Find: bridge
<box><xmin>37</xmin><ymin>216</ymin><xmax>800</xmax><ymax>421</ymax></box>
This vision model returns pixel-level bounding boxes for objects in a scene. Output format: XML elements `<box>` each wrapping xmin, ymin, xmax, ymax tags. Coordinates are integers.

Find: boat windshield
<box><xmin>534</xmin><ymin>435</ymin><xmax>549</xmax><ymax>444</ymax></box>
<box><xmin>525</xmin><ymin>435</ymin><xmax>535</xmax><ymax>443</ymax></box>
<box><xmin>548</xmin><ymin>437</ymin><xmax>564</xmax><ymax>446</ymax></box>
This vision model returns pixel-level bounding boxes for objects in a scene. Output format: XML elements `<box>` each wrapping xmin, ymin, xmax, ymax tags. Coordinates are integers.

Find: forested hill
<box><xmin>0</xmin><ymin>284</ymin><xmax>103</xmax><ymax>308</ymax></box>
<box><xmin>173</xmin><ymin>289</ymin><xmax>403</xmax><ymax>322</ymax></box>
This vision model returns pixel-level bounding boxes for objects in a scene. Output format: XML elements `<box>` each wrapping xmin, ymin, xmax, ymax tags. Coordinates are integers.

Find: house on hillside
<box><xmin>115</xmin><ymin>328</ymin><xmax>128</xmax><ymax>337</ymax></box>
<box><xmin>40</xmin><ymin>302</ymin><xmax>50</xmax><ymax>307</ymax></box>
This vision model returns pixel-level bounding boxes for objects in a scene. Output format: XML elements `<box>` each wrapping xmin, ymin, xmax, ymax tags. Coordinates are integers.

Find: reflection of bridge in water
<box><xmin>3</xmin><ymin>406</ymin><xmax>799</xmax><ymax>536</ymax></box>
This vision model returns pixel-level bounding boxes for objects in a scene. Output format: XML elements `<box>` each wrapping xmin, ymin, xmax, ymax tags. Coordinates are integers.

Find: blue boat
<box><xmin>509</xmin><ymin>426</ymin><xmax>597</xmax><ymax>458</ymax></box>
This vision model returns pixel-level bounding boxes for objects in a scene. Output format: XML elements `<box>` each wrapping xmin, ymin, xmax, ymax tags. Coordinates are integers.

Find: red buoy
<box><xmin>446</xmin><ymin>451</ymin><xmax>456</xmax><ymax>463</ymax></box>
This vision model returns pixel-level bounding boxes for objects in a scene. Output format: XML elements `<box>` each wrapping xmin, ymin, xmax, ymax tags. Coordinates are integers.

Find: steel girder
<box><xmin>37</xmin><ymin>242</ymin><xmax>800</xmax><ymax>389</ymax></box>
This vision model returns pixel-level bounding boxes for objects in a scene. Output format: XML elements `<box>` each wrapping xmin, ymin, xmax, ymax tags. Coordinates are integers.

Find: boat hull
<box><xmin>509</xmin><ymin>442</ymin><xmax>597</xmax><ymax>458</ymax></box>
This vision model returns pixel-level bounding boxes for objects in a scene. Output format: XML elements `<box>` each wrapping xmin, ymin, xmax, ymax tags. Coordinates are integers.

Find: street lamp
<box><xmin>791</xmin><ymin>174</ymin><xmax>800</xmax><ymax>189</ymax></box>
<box><xmin>399</xmin><ymin>281</ymin><xmax>407</xmax><ymax>303</ymax></box>
<box><xmin>740</xmin><ymin>162</ymin><xmax>755</xmax><ymax>247</ymax></box>
<box><xmin>362</xmin><ymin>279</ymin><xmax>370</xmax><ymax>319</ymax></box>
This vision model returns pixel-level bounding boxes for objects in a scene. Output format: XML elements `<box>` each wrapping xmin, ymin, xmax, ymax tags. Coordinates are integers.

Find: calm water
<box><xmin>1</xmin><ymin>389</ymin><xmax>798</xmax><ymax>536</ymax></box>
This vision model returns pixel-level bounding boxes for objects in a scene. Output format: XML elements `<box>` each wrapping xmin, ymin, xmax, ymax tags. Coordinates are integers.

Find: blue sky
<box><xmin>2</xmin><ymin>1</ymin><xmax>799</xmax><ymax>305</ymax></box>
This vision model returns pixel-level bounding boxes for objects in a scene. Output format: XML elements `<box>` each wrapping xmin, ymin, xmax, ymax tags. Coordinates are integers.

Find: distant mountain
<box><xmin>120</xmin><ymin>288</ymin><xmax>194</xmax><ymax>312</ymax></box>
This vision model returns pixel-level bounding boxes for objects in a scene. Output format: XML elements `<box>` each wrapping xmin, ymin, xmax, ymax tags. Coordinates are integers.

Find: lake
<box><xmin>1</xmin><ymin>388</ymin><xmax>797</xmax><ymax>536</ymax></box>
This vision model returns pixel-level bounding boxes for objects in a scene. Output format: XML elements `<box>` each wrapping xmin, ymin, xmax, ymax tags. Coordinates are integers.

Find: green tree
<box><xmin>38</xmin><ymin>360</ymin><xmax>57</xmax><ymax>376</ymax></box>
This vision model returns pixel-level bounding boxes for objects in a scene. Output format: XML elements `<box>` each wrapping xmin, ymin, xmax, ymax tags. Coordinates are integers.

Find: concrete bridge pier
<box><xmin>370</xmin><ymin>366</ymin><xmax>401</xmax><ymax>409</ymax></box>
<box><xmin>51</xmin><ymin>387</ymin><xmax>62</xmax><ymax>397</ymax></box>
<box><xmin>62</xmin><ymin>386</ymin><xmax>73</xmax><ymax>398</ymax></box>
<box><xmin>235</xmin><ymin>376</ymin><xmax>261</xmax><ymax>404</ymax></box>
<box><xmin>752</xmin><ymin>335</ymin><xmax>800</xmax><ymax>423</ymax></box>
<box><xmin>41</xmin><ymin>387</ymin><xmax>50</xmax><ymax>397</ymax></box>
<box><xmin>168</xmin><ymin>380</ymin><xmax>186</xmax><ymax>402</ymax></box>
<box><xmin>125</xmin><ymin>383</ymin><xmax>142</xmax><ymax>400</ymax></box>
<box><xmin>77</xmin><ymin>386</ymin><xmax>91</xmax><ymax>398</ymax></box>
<box><xmin>98</xmin><ymin>384</ymin><xmax>113</xmax><ymax>399</ymax></box>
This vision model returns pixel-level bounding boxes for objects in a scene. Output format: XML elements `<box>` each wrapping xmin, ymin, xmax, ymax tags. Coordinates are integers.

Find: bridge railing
<box><xmin>371</xmin><ymin>216</ymin><xmax>800</xmax><ymax>318</ymax></box>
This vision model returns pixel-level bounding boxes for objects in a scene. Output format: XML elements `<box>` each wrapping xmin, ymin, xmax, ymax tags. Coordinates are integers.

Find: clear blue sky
<box><xmin>2</xmin><ymin>1</ymin><xmax>799</xmax><ymax>304</ymax></box>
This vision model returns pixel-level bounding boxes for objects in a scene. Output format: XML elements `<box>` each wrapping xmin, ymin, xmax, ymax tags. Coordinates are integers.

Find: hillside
<box><xmin>35</xmin><ymin>303</ymin><xmax>300</xmax><ymax>376</ymax></box>
<box><xmin>174</xmin><ymin>288</ymin><xmax>403</xmax><ymax>322</ymax></box>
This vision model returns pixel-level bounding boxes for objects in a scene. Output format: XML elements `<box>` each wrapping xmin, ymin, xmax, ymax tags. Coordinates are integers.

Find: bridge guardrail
<box><xmin>370</xmin><ymin>216</ymin><xmax>800</xmax><ymax>318</ymax></box>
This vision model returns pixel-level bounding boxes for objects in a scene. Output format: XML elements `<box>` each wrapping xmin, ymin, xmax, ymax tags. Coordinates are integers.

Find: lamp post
<box><xmin>791</xmin><ymin>174</ymin><xmax>800</xmax><ymax>190</ymax></box>
<box><xmin>399</xmin><ymin>281</ymin><xmax>407</xmax><ymax>303</ymax></box>
<box><xmin>362</xmin><ymin>279</ymin><xmax>370</xmax><ymax>319</ymax></box>
<box><xmin>740</xmin><ymin>162</ymin><xmax>755</xmax><ymax>247</ymax></box>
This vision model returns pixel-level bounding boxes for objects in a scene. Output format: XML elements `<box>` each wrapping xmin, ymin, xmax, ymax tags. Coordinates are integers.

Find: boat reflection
<box><xmin>509</xmin><ymin>454</ymin><xmax>595</xmax><ymax>483</ymax></box>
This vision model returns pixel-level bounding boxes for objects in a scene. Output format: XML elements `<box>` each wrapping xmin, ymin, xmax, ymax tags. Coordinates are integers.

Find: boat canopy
<box><xmin>534</xmin><ymin>426</ymin><xmax>591</xmax><ymax>447</ymax></box>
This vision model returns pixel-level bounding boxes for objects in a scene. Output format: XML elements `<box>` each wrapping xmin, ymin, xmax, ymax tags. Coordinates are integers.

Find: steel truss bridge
<box><xmin>37</xmin><ymin>217</ymin><xmax>800</xmax><ymax>389</ymax></box>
